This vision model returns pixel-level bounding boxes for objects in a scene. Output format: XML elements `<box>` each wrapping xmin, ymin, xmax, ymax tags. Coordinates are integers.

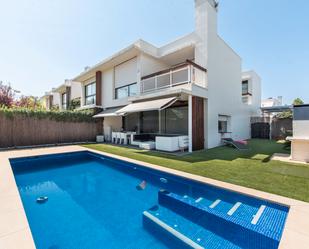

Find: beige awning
<box><xmin>116</xmin><ymin>97</ymin><xmax>177</xmax><ymax>114</ymax></box>
<box><xmin>93</xmin><ymin>107</ymin><xmax>124</xmax><ymax>118</ymax></box>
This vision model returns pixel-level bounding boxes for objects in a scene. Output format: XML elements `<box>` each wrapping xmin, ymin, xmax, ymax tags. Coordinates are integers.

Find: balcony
<box><xmin>141</xmin><ymin>60</ymin><xmax>207</xmax><ymax>94</ymax></box>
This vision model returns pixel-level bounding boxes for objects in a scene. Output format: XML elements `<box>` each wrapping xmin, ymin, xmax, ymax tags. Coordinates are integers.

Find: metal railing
<box><xmin>141</xmin><ymin>62</ymin><xmax>207</xmax><ymax>93</ymax></box>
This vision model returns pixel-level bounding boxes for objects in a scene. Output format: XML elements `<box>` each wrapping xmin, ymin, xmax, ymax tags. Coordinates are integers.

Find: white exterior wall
<box><xmin>140</xmin><ymin>53</ymin><xmax>168</xmax><ymax>77</ymax></box>
<box><xmin>207</xmin><ymin>38</ymin><xmax>251</xmax><ymax>148</ymax></box>
<box><xmin>291</xmin><ymin>140</ymin><xmax>309</xmax><ymax>162</ymax></box>
<box><xmin>294</xmin><ymin>120</ymin><xmax>309</xmax><ymax>137</ymax></box>
<box><xmin>195</xmin><ymin>0</ymin><xmax>259</xmax><ymax>148</ymax></box>
<box><xmin>290</xmin><ymin>108</ymin><xmax>309</xmax><ymax>162</ymax></box>
<box><xmin>70</xmin><ymin>81</ymin><xmax>82</xmax><ymax>100</ymax></box>
<box><xmin>103</xmin><ymin>116</ymin><xmax>123</xmax><ymax>141</ymax></box>
<box><xmin>242</xmin><ymin>71</ymin><xmax>262</xmax><ymax>112</ymax></box>
<box><xmin>52</xmin><ymin>92</ymin><xmax>61</xmax><ymax>108</ymax></box>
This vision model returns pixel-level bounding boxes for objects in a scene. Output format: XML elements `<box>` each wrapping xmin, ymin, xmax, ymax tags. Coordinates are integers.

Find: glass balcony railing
<box><xmin>141</xmin><ymin>61</ymin><xmax>207</xmax><ymax>93</ymax></box>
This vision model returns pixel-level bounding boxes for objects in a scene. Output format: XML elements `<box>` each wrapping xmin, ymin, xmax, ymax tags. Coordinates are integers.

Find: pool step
<box><xmin>251</xmin><ymin>205</ymin><xmax>266</xmax><ymax>225</ymax></box>
<box><xmin>143</xmin><ymin>211</ymin><xmax>205</xmax><ymax>249</ymax></box>
<box><xmin>143</xmin><ymin>205</ymin><xmax>245</xmax><ymax>249</ymax></box>
<box><xmin>227</xmin><ymin>202</ymin><xmax>242</xmax><ymax>216</ymax></box>
<box><xmin>158</xmin><ymin>191</ymin><xmax>282</xmax><ymax>249</ymax></box>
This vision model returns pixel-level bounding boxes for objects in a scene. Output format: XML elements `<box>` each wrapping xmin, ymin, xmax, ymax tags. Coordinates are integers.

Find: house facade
<box><xmin>42</xmin><ymin>0</ymin><xmax>261</xmax><ymax>152</ymax></box>
<box><xmin>41</xmin><ymin>80</ymin><xmax>82</xmax><ymax>110</ymax></box>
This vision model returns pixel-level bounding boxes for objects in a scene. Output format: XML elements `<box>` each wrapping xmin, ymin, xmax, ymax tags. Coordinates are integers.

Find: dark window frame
<box><xmin>61</xmin><ymin>92</ymin><xmax>67</xmax><ymax>110</ymax></box>
<box><xmin>85</xmin><ymin>82</ymin><xmax>96</xmax><ymax>105</ymax></box>
<box><xmin>242</xmin><ymin>80</ymin><xmax>251</xmax><ymax>95</ymax></box>
<box><xmin>115</xmin><ymin>82</ymin><xmax>137</xmax><ymax>99</ymax></box>
<box><xmin>218</xmin><ymin>120</ymin><xmax>228</xmax><ymax>133</ymax></box>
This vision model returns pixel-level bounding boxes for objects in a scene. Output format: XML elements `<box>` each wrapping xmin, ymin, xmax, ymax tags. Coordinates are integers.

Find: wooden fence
<box><xmin>0</xmin><ymin>113</ymin><xmax>100</xmax><ymax>148</ymax></box>
<box><xmin>250</xmin><ymin>116</ymin><xmax>292</xmax><ymax>140</ymax></box>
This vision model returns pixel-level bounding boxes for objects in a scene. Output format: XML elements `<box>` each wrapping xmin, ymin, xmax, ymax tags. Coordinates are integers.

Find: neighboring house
<box><xmin>41</xmin><ymin>80</ymin><xmax>82</xmax><ymax>110</ymax></box>
<box><xmin>261</xmin><ymin>96</ymin><xmax>291</xmax><ymax>118</ymax></box>
<box><xmin>241</xmin><ymin>71</ymin><xmax>261</xmax><ymax>108</ymax></box>
<box><xmin>43</xmin><ymin>0</ymin><xmax>261</xmax><ymax>152</ymax></box>
<box><xmin>40</xmin><ymin>91</ymin><xmax>54</xmax><ymax>110</ymax></box>
<box><xmin>261</xmin><ymin>96</ymin><xmax>283</xmax><ymax>108</ymax></box>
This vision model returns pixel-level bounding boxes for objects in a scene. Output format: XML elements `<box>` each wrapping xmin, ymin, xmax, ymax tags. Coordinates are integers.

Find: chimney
<box><xmin>194</xmin><ymin>0</ymin><xmax>218</xmax><ymax>68</ymax></box>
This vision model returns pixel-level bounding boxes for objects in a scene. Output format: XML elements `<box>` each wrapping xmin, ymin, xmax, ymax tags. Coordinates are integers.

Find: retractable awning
<box><xmin>116</xmin><ymin>97</ymin><xmax>177</xmax><ymax>114</ymax></box>
<box><xmin>93</xmin><ymin>107</ymin><xmax>124</xmax><ymax>118</ymax></box>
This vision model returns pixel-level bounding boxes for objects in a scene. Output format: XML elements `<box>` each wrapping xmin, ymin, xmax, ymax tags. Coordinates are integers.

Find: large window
<box><xmin>61</xmin><ymin>93</ymin><xmax>67</xmax><ymax>110</ymax></box>
<box><xmin>242</xmin><ymin>80</ymin><xmax>249</xmax><ymax>95</ymax></box>
<box><xmin>115</xmin><ymin>83</ymin><xmax>137</xmax><ymax>99</ymax></box>
<box><xmin>161</xmin><ymin>106</ymin><xmax>188</xmax><ymax>135</ymax></box>
<box><xmin>123</xmin><ymin>106</ymin><xmax>188</xmax><ymax>135</ymax></box>
<box><xmin>85</xmin><ymin>82</ymin><xmax>96</xmax><ymax>105</ymax></box>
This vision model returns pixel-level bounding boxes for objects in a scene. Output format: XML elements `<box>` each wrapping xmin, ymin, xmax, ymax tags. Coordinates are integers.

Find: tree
<box><xmin>15</xmin><ymin>95</ymin><xmax>42</xmax><ymax>109</ymax></box>
<box><xmin>293</xmin><ymin>98</ymin><xmax>304</xmax><ymax>106</ymax></box>
<box><xmin>69</xmin><ymin>98</ymin><xmax>81</xmax><ymax>110</ymax></box>
<box><xmin>276</xmin><ymin>97</ymin><xmax>305</xmax><ymax>119</ymax></box>
<box><xmin>0</xmin><ymin>81</ymin><xmax>15</xmax><ymax>107</ymax></box>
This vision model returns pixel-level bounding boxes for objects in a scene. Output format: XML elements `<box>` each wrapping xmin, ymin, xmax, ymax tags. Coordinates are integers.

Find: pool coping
<box><xmin>0</xmin><ymin>145</ymin><xmax>308</xmax><ymax>249</ymax></box>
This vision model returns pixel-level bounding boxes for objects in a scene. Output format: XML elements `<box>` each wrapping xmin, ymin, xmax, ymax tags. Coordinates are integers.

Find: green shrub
<box><xmin>0</xmin><ymin>106</ymin><xmax>95</xmax><ymax>123</ymax></box>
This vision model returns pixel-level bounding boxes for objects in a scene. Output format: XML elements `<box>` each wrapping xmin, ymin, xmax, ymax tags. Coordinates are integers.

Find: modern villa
<box><xmin>2</xmin><ymin>1</ymin><xmax>309</xmax><ymax>249</ymax></box>
<box><xmin>42</xmin><ymin>0</ymin><xmax>261</xmax><ymax>152</ymax></box>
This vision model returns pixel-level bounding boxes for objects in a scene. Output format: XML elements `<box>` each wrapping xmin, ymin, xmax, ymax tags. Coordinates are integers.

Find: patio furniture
<box><xmin>155</xmin><ymin>135</ymin><xmax>189</xmax><ymax>152</ymax></box>
<box><xmin>139</xmin><ymin>141</ymin><xmax>156</xmax><ymax>150</ymax></box>
<box><xmin>178</xmin><ymin>136</ymin><xmax>189</xmax><ymax>152</ymax></box>
<box><xmin>96</xmin><ymin>135</ymin><xmax>104</xmax><ymax>143</ymax></box>
<box><xmin>119</xmin><ymin>133</ymin><xmax>127</xmax><ymax>145</ymax></box>
<box><xmin>222</xmin><ymin>138</ymin><xmax>248</xmax><ymax>150</ymax></box>
<box><xmin>111</xmin><ymin>132</ymin><xmax>117</xmax><ymax>143</ymax></box>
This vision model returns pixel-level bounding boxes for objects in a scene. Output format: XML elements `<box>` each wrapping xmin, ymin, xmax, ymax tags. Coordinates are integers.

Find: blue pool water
<box><xmin>10</xmin><ymin>151</ymin><xmax>289</xmax><ymax>249</ymax></box>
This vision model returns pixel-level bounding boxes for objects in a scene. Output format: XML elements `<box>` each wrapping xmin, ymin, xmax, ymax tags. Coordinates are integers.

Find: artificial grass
<box><xmin>83</xmin><ymin>139</ymin><xmax>309</xmax><ymax>202</ymax></box>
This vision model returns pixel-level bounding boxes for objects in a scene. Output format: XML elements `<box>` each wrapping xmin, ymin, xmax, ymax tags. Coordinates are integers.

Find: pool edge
<box><xmin>0</xmin><ymin>145</ymin><xmax>308</xmax><ymax>249</ymax></box>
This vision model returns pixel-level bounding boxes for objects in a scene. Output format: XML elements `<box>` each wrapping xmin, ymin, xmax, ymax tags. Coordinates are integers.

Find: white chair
<box><xmin>178</xmin><ymin>136</ymin><xmax>189</xmax><ymax>152</ymax></box>
<box><xmin>119</xmin><ymin>133</ymin><xmax>127</xmax><ymax>145</ymax></box>
<box><xmin>115</xmin><ymin>132</ymin><xmax>121</xmax><ymax>144</ymax></box>
<box><xmin>111</xmin><ymin>132</ymin><xmax>117</xmax><ymax>144</ymax></box>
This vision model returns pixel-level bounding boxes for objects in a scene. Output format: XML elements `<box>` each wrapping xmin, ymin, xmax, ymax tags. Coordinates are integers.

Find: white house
<box><xmin>45</xmin><ymin>0</ymin><xmax>261</xmax><ymax>152</ymax></box>
<box><xmin>41</xmin><ymin>80</ymin><xmax>82</xmax><ymax>110</ymax></box>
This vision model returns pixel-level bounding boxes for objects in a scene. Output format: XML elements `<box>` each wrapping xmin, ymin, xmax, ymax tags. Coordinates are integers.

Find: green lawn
<box><xmin>83</xmin><ymin>139</ymin><xmax>309</xmax><ymax>202</ymax></box>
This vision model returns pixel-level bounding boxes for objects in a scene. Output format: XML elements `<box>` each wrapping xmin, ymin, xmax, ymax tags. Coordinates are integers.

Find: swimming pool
<box><xmin>10</xmin><ymin>151</ymin><xmax>289</xmax><ymax>249</ymax></box>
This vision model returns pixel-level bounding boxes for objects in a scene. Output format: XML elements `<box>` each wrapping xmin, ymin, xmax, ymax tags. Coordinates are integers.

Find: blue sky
<box><xmin>0</xmin><ymin>0</ymin><xmax>308</xmax><ymax>104</ymax></box>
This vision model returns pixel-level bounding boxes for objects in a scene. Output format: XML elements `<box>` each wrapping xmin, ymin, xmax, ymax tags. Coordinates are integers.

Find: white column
<box><xmin>188</xmin><ymin>95</ymin><xmax>193</xmax><ymax>152</ymax></box>
<box><xmin>58</xmin><ymin>93</ymin><xmax>63</xmax><ymax>111</ymax></box>
<box><xmin>81</xmin><ymin>84</ymin><xmax>85</xmax><ymax>107</ymax></box>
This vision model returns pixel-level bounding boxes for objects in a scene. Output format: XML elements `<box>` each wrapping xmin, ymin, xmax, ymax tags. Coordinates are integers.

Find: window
<box><xmin>218</xmin><ymin>115</ymin><xmax>230</xmax><ymax>133</ymax></box>
<box><xmin>242</xmin><ymin>96</ymin><xmax>248</xmax><ymax>104</ymax></box>
<box><xmin>85</xmin><ymin>82</ymin><xmax>96</xmax><ymax>105</ymax></box>
<box><xmin>218</xmin><ymin>120</ymin><xmax>228</xmax><ymax>133</ymax></box>
<box><xmin>61</xmin><ymin>93</ymin><xmax>67</xmax><ymax>110</ymax></box>
<box><xmin>162</xmin><ymin>106</ymin><xmax>188</xmax><ymax>135</ymax></box>
<box><xmin>242</xmin><ymin>80</ymin><xmax>249</xmax><ymax>95</ymax></box>
<box><xmin>115</xmin><ymin>83</ymin><xmax>137</xmax><ymax>99</ymax></box>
